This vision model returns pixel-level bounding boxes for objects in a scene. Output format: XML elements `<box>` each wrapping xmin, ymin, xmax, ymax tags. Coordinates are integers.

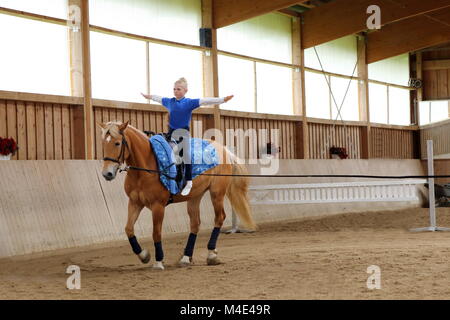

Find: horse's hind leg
<box><xmin>207</xmin><ymin>190</ymin><xmax>227</xmax><ymax>265</ymax></box>
<box><xmin>125</xmin><ymin>201</ymin><xmax>149</xmax><ymax>264</ymax></box>
<box><xmin>179</xmin><ymin>195</ymin><xmax>203</xmax><ymax>267</ymax></box>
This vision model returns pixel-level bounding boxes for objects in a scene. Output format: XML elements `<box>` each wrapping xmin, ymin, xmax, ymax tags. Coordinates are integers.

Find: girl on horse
<box><xmin>141</xmin><ymin>77</ymin><xmax>233</xmax><ymax>196</ymax></box>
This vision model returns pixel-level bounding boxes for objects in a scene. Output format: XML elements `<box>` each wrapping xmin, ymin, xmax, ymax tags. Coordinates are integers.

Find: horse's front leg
<box><xmin>151</xmin><ymin>202</ymin><xmax>166</xmax><ymax>270</ymax></box>
<box><xmin>125</xmin><ymin>200</ymin><xmax>150</xmax><ymax>263</ymax></box>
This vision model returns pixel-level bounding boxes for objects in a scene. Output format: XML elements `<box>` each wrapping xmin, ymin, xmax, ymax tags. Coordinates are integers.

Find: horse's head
<box><xmin>98</xmin><ymin>121</ymin><xmax>130</xmax><ymax>181</ymax></box>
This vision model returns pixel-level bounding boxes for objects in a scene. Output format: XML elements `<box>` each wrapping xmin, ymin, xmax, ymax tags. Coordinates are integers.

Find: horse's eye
<box><xmin>115</xmin><ymin>142</ymin><xmax>120</xmax><ymax>146</ymax></box>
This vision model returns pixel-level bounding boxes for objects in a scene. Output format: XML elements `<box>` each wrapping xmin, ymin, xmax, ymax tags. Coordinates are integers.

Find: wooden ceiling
<box><xmin>212</xmin><ymin>0</ymin><xmax>450</xmax><ymax>63</ymax></box>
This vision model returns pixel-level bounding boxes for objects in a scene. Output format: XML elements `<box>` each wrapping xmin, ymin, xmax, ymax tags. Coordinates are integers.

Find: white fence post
<box><xmin>411</xmin><ymin>140</ymin><xmax>450</xmax><ymax>232</ymax></box>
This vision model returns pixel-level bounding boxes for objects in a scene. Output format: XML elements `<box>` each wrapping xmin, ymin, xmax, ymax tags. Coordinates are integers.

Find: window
<box><xmin>89</xmin><ymin>0</ymin><xmax>201</xmax><ymax>45</ymax></box>
<box><xmin>368</xmin><ymin>54</ymin><xmax>411</xmax><ymax>124</ymax></box>
<box><xmin>330</xmin><ymin>77</ymin><xmax>358</xmax><ymax>121</ymax></box>
<box><xmin>90</xmin><ymin>31</ymin><xmax>146</xmax><ymax>102</ymax></box>
<box><xmin>148</xmin><ymin>43</ymin><xmax>203</xmax><ymax>99</ymax></box>
<box><xmin>369</xmin><ymin>83</ymin><xmax>388</xmax><ymax>124</ymax></box>
<box><xmin>0</xmin><ymin>14</ymin><xmax>70</xmax><ymax>95</ymax></box>
<box><xmin>0</xmin><ymin>0</ymin><xmax>67</xmax><ymax>19</ymax></box>
<box><xmin>256</xmin><ymin>63</ymin><xmax>293</xmax><ymax>115</ymax></box>
<box><xmin>305</xmin><ymin>71</ymin><xmax>331</xmax><ymax>119</ymax></box>
<box><xmin>388</xmin><ymin>87</ymin><xmax>410</xmax><ymax>125</ymax></box>
<box><xmin>419</xmin><ymin>100</ymin><xmax>450</xmax><ymax>125</ymax></box>
<box><xmin>217</xmin><ymin>13</ymin><xmax>292</xmax><ymax>63</ymax></box>
<box><xmin>217</xmin><ymin>13</ymin><xmax>293</xmax><ymax>115</ymax></box>
<box><xmin>368</xmin><ymin>54</ymin><xmax>410</xmax><ymax>86</ymax></box>
<box><xmin>304</xmin><ymin>35</ymin><xmax>358</xmax><ymax>77</ymax></box>
<box><xmin>218</xmin><ymin>55</ymin><xmax>255</xmax><ymax>112</ymax></box>
<box><xmin>304</xmin><ymin>36</ymin><xmax>359</xmax><ymax>120</ymax></box>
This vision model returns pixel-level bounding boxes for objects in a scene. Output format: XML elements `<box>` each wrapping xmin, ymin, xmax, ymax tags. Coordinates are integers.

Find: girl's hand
<box><xmin>141</xmin><ymin>92</ymin><xmax>151</xmax><ymax>99</ymax></box>
<box><xmin>224</xmin><ymin>95</ymin><xmax>234</xmax><ymax>102</ymax></box>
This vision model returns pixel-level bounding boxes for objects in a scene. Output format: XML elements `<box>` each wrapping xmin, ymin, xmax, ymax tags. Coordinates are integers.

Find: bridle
<box><xmin>102</xmin><ymin>130</ymin><xmax>129</xmax><ymax>166</ymax></box>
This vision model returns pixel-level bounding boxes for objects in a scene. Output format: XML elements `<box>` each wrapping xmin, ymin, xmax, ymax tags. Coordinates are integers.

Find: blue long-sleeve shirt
<box><xmin>147</xmin><ymin>96</ymin><xmax>226</xmax><ymax>130</ymax></box>
<box><xmin>161</xmin><ymin>97</ymin><xmax>200</xmax><ymax>130</ymax></box>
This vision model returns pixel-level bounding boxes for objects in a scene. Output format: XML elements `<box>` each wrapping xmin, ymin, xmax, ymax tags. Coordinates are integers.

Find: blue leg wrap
<box><xmin>154</xmin><ymin>242</ymin><xmax>164</xmax><ymax>261</ymax></box>
<box><xmin>207</xmin><ymin>227</ymin><xmax>221</xmax><ymax>250</ymax></box>
<box><xmin>184</xmin><ymin>233</ymin><xmax>198</xmax><ymax>257</ymax></box>
<box><xmin>128</xmin><ymin>236</ymin><xmax>142</xmax><ymax>255</ymax></box>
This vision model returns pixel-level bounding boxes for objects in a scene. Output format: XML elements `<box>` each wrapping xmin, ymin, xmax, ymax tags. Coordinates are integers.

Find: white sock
<box><xmin>181</xmin><ymin>180</ymin><xmax>193</xmax><ymax>196</ymax></box>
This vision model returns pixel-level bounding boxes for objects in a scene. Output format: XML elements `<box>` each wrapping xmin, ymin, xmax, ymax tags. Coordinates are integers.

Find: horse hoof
<box><xmin>139</xmin><ymin>249</ymin><xmax>150</xmax><ymax>264</ymax></box>
<box><xmin>207</xmin><ymin>250</ymin><xmax>220</xmax><ymax>265</ymax></box>
<box><xmin>207</xmin><ymin>256</ymin><xmax>221</xmax><ymax>265</ymax></box>
<box><xmin>178</xmin><ymin>255</ymin><xmax>192</xmax><ymax>267</ymax></box>
<box><xmin>152</xmin><ymin>261</ymin><xmax>165</xmax><ymax>270</ymax></box>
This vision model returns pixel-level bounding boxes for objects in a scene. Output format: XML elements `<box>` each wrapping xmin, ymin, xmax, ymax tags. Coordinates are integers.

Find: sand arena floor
<box><xmin>1</xmin><ymin>207</ymin><xmax>450</xmax><ymax>300</ymax></box>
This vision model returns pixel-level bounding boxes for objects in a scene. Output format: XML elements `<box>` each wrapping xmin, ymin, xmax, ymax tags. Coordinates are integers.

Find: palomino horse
<box><xmin>98</xmin><ymin>121</ymin><xmax>256</xmax><ymax>270</ymax></box>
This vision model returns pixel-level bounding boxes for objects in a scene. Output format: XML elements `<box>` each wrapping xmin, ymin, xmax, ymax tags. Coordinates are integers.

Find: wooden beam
<box><xmin>297</xmin><ymin>3</ymin><xmax>315</xmax><ymax>9</ymax></box>
<box><xmin>80</xmin><ymin>0</ymin><xmax>94</xmax><ymax>159</ymax></box>
<box><xmin>278</xmin><ymin>8</ymin><xmax>301</xmax><ymax>18</ymax></box>
<box><xmin>292</xmin><ymin>17</ymin><xmax>303</xmax><ymax>116</ymax></box>
<box><xmin>367</xmin><ymin>8</ymin><xmax>450</xmax><ymax>63</ymax></box>
<box><xmin>357</xmin><ymin>34</ymin><xmax>369</xmax><ymax>122</ymax></box>
<box><xmin>302</xmin><ymin>0</ymin><xmax>450</xmax><ymax>49</ymax></box>
<box><xmin>68</xmin><ymin>0</ymin><xmax>83</xmax><ymax>97</ymax></box>
<box><xmin>202</xmin><ymin>0</ymin><xmax>219</xmax><ymax>98</ymax></box>
<box><xmin>423</xmin><ymin>59</ymin><xmax>450</xmax><ymax>70</ymax></box>
<box><xmin>213</xmin><ymin>0</ymin><xmax>308</xmax><ymax>28</ymax></box>
<box><xmin>202</xmin><ymin>0</ymin><xmax>221</xmax><ymax>133</ymax></box>
<box><xmin>357</xmin><ymin>34</ymin><xmax>370</xmax><ymax>159</ymax></box>
<box><xmin>416</xmin><ymin>52</ymin><xmax>423</xmax><ymax>102</ymax></box>
<box><xmin>299</xmin><ymin>18</ymin><xmax>309</xmax><ymax>159</ymax></box>
<box><xmin>410</xmin><ymin>53</ymin><xmax>421</xmax><ymax>126</ymax></box>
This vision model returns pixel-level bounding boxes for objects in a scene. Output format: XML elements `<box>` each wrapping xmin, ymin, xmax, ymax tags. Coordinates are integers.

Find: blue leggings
<box><xmin>168</xmin><ymin>127</ymin><xmax>192</xmax><ymax>181</ymax></box>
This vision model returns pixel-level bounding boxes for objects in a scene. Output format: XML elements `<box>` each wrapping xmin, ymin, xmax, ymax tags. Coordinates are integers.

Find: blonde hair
<box><xmin>174</xmin><ymin>77</ymin><xmax>188</xmax><ymax>89</ymax></box>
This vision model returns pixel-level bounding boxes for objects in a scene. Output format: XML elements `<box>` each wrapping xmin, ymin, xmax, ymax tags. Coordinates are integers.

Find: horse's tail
<box><xmin>226</xmin><ymin>161</ymin><xmax>257</xmax><ymax>231</ymax></box>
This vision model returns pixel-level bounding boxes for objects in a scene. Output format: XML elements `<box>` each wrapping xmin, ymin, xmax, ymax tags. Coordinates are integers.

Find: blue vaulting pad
<box><xmin>149</xmin><ymin>135</ymin><xmax>219</xmax><ymax>195</ymax></box>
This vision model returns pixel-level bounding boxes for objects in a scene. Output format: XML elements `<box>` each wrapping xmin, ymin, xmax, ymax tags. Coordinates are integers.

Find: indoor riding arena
<box><xmin>1</xmin><ymin>0</ymin><xmax>450</xmax><ymax>302</ymax></box>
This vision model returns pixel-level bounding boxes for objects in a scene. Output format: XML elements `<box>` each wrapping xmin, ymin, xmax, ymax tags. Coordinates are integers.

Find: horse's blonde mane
<box><xmin>102</xmin><ymin>121</ymin><xmax>148</xmax><ymax>140</ymax></box>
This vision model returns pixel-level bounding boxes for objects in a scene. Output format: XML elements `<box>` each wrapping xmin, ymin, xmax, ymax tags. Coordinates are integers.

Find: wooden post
<box><xmin>68</xmin><ymin>0</ymin><xmax>85</xmax><ymax>159</ymax></box>
<box><xmin>416</xmin><ymin>52</ymin><xmax>423</xmax><ymax>125</ymax></box>
<box><xmin>68</xmin><ymin>0</ymin><xmax>93</xmax><ymax>159</ymax></box>
<box><xmin>80</xmin><ymin>0</ymin><xmax>94</xmax><ymax>159</ymax></box>
<box><xmin>357</xmin><ymin>33</ymin><xmax>370</xmax><ymax>159</ymax></box>
<box><xmin>292</xmin><ymin>17</ymin><xmax>302</xmax><ymax>116</ymax></box>
<box><xmin>68</xmin><ymin>0</ymin><xmax>83</xmax><ymax>97</ymax></box>
<box><xmin>201</xmin><ymin>0</ymin><xmax>220</xmax><ymax>135</ymax></box>
<box><xmin>295</xmin><ymin>15</ymin><xmax>308</xmax><ymax>159</ymax></box>
<box><xmin>292</xmin><ymin>17</ymin><xmax>305</xmax><ymax>159</ymax></box>
<box><xmin>146</xmin><ymin>42</ymin><xmax>151</xmax><ymax>96</ymax></box>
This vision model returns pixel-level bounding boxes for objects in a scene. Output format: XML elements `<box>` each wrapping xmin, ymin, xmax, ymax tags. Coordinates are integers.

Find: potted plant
<box><xmin>0</xmin><ymin>137</ymin><xmax>18</xmax><ymax>160</ymax></box>
<box><xmin>330</xmin><ymin>146</ymin><xmax>348</xmax><ymax>159</ymax></box>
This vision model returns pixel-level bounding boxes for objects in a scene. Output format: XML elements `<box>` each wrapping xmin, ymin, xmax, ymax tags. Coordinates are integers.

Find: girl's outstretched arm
<box><xmin>141</xmin><ymin>92</ymin><xmax>163</xmax><ymax>104</ymax></box>
<box><xmin>199</xmin><ymin>95</ymin><xmax>234</xmax><ymax>106</ymax></box>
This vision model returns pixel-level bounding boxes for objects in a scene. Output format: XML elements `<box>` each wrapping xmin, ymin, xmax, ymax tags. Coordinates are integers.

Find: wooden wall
<box><xmin>0</xmin><ymin>93</ymin><xmax>82</xmax><ymax>160</ymax></box>
<box><xmin>307</xmin><ymin>120</ymin><xmax>364</xmax><ymax>159</ymax></box>
<box><xmin>370</xmin><ymin>125</ymin><xmax>417</xmax><ymax>159</ymax></box>
<box><xmin>1</xmin><ymin>91</ymin><xmax>422</xmax><ymax>161</ymax></box>
<box><xmin>220</xmin><ymin>111</ymin><xmax>298</xmax><ymax>159</ymax></box>
<box><xmin>420</xmin><ymin>118</ymin><xmax>450</xmax><ymax>159</ymax></box>
<box><xmin>423</xmin><ymin>48</ymin><xmax>450</xmax><ymax>100</ymax></box>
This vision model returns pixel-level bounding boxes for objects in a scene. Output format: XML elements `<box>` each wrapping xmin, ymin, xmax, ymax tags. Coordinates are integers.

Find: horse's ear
<box><xmin>119</xmin><ymin>121</ymin><xmax>129</xmax><ymax>132</ymax></box>
<box><xmin>97</xmin><ymin>122</ymin><xmax>107</xmax><ymax>129</ymax></box>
